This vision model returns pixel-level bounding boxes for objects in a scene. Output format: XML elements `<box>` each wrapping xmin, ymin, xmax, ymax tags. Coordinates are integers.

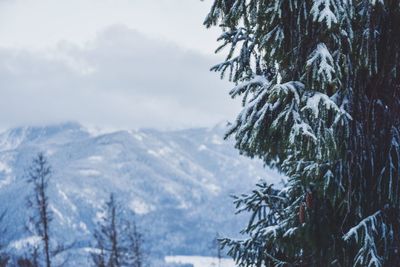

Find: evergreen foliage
<box><xmin>205</xmin><ymin>0</ymin><xmax>400</xmax><ymax>266</ymax></box>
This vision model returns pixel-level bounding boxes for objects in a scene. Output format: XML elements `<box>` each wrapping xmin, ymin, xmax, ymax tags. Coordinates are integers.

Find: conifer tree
<box><xmin>211</xmin><ymin>232</ymin><xmax>222</xmax><ymax>267</ymax></box>
<box><xmin>27</xmin><ymin>153</ymin><xmax>53</xmax><ymax>267</ymax></box>
<box><xmin>93</xmin><ymin>194</ymin><xmax>122</xmax><ymax>267</ymax></box>
<box><xmin>0</xmin><ymin>210</ymin><xmax>9</xmax><ymax>267</ymax></box>
<box><xmin>92</xmin><ymin>193</ymin><xmax>145</xmax><ymax>267</ymax></box>
<box><xmin>124</xmin><ymin>220</ymin><xmax>144</xmax><ymax>267</ymax></box>
<box><xmin>205</xmin><ymin>0</ymin><xmax>400</xmax><ymax>266</ymax></box>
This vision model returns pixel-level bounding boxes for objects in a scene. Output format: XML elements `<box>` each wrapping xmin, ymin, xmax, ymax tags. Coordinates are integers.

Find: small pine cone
<box><xmin>299</xmin><ymin>203</ymin><xmax>305</xmax><ymax>224</ymax></box>
<box><xmin>306</xmin><ymin>192</ymin><xmax>313</xmax><ymax>209</ymax></box>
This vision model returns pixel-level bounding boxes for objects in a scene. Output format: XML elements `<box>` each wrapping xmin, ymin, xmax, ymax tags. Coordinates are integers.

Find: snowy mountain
<box><xmin>0</xmin><ymin>122</ymin><xmax>280</xmax><ymax>264</ymax></box>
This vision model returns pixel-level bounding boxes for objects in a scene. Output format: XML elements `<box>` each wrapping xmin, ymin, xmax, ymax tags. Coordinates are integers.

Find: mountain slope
<box><xmin>0</xmin><ymin>122</ymin><xmax>280</xmax><ymax>263</ymax></box>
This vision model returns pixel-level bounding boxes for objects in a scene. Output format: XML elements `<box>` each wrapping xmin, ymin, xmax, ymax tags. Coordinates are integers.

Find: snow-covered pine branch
<box><xmin>311</xmin><ymin>0</ymin><xmax>339</xmax><ymax>29</ymax></box>
<box><xmin>307</xmin><ymin>43</ymin><xmax>336</xmax><ymax>86</ymax></box>
<box><xmin>206</xmin><ymin>0</ymin><xmax>400</xmax><ymax>265</ymax></box>
<box><xmin>343</xmin><ymin>210</ymin><xmax>392</xmax><ymax>267</ymax></box>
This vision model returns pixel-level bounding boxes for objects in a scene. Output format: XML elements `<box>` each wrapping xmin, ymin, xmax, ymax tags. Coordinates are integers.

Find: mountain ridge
<box><xmin>0</xmin><ymin>122</ymin><xmax>280</xmax><ymax>265</ymax></box>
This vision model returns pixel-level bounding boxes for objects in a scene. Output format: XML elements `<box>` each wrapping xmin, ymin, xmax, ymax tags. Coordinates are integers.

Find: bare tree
<box><xmin>124</xmin><ymin>220</ymin><xmax>144</xmax><ymax>267</ymax></box>
<box><xmin>92</xmin><ymin>193</ymin><xmax>146</xmax><ymax>267</ymax></box>
<box><xmin>26</xmin><ymin>153</ymin><xmax>52</xmax><ymax>267</ymax></box>
<box><xmin>210</xmin><ymin>232</ymin><xmax>221</xmax><ymax>267</ymax></box>
<box><xmin>92</xmin><ymin>193</ymin><xmax>122</xmax><ymax>267</ymax></box>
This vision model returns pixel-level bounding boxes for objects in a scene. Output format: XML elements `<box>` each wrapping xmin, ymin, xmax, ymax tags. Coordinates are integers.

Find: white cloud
<box><xmin>0</xmin><ymin>25</ymin><xmax>239</xmax><ymax>129</ymax></box>
<box><xmin>0</xmin><ymin>0</ymin><xmax>220</xmax><ymax>55</ymax></box>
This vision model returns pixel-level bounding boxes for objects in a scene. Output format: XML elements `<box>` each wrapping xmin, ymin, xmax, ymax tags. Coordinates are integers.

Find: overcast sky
<box><xmin>0</xmin><ymin>0</ymin><xmax>240</xmax><ymax>130</ymax></box>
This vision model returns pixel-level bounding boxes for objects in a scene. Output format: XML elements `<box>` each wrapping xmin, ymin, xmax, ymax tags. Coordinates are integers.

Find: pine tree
<box><xmin>92</xmin><ymin>193</ymin><xmax>145</xmax><ymax>267</ymax></box>
<box><xmin>93</xmin><ymin>194</ymin><xmax>122</xmax><ymax>267</ymax></box>
<box><xmin>26</xmin><ymin>153</ymin><xmax>53</xmax><ymax>267</ymax></box>
<box><xmin>123</xmin><ymin>220</ymin><xmax>144</xmax><ymax>267</ymax></box>
<box><xmin>0</xmin><ymin>210</ymin><xmax>9</xmax><ymax>267</ymax></box>
<box><xmin>211</xmin><ymin>232</ymin><xmax>222</xmax><ymax>267</ymax></box>
<box><xmin>205</xmin><ymin>0</ymin><xmax>400</xmax><ymax>266</ymax></box>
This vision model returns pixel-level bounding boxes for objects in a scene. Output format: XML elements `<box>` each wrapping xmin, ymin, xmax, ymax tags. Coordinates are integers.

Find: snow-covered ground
<box><xmin>165</xmin><ymin>256</ymin><xmax>235</xmax><ymax>267</ymax></box>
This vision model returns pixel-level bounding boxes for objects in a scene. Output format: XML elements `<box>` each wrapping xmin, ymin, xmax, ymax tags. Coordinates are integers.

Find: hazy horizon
<box><xmin>0</xmin><ymin>0</ymin><xmax>240</xmax><ymax>130</ymax></box>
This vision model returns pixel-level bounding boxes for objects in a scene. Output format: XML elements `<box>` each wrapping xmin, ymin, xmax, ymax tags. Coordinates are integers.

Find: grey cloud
<box><xmin>0</xmin><ymin>25</ymin><xmax>240</xmax><ymax>129</ymax></box>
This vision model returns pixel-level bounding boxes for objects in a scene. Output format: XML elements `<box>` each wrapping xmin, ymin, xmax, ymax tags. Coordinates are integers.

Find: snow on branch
<box><xmin>343</xmin><ymin>210</ymin><xmax>385</xmax><ymax>267</ymax></box>
<box><xmin>370</xmin><ymin>0</ymin><xmax>384</xmax><ymax>5</ymax></box>
<box><xmin>290</xmin><ymin>120</ymin><xmax>317</xmax><ymax>143</ymax></box>
<box><xmin>301</xmin><ymin>92</ymin><xmax>340</xmax><ymax>118</ymax></box>
<box><xmin>343</xmin><ymin>211</ymin><xmax>381</xmax><ymax>242</ymax></box>
<box><xmin>220</xmin><ymin>181</ymin><xmax>295</xmax><ymax>267</ymax></box>
<box><xmin>311</xmin><ymin>0</ymin><xmax>338</xmax><ymax>29</ymax></box>
<box><xmin>307</xmin><ymin>43</ymin><xmax>336</xmax><ymax>84</ymax></box>
<box><xmin>230</xmin><ymin>75</ymin><xmax>270</xmax><ymax>98</ymax></box>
